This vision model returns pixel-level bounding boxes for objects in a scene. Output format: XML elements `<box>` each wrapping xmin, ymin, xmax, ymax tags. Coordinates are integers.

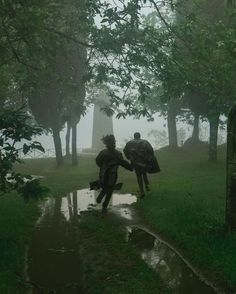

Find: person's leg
<box><xmin>135</xmin><ymin>166</ymin><xmax>145</xmax><ymax>196</ymax></box>
<box><xmin>102</xmin><ymin>188</ymin><xmax>113</xmax><ymax>210</ymax></box>
<box><xmin>143</xmin><ymin>171</ymin><xmax>150</xmax><ymax>191</ymax></box>
<box><xmin>96</xmin><ymin>189</ymin><xmax>106</xmax><ymax>203</ymax></box>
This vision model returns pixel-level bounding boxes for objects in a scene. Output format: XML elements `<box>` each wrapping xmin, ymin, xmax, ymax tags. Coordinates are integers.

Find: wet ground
<box><xmin>27</xmin><ymin>188</ymin><xmax>223</xmax><ymax>294</ymax></box>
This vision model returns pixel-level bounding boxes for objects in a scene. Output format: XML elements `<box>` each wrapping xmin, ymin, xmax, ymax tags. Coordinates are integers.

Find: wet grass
<box><xmin>0</xmin><ymin>192</ymin><xmax>40</xmax><ymax>294</ymax></box>
<box><xmin>136</xmin><ymin>145</ymin><xmax>236</xmax><ymax>291</ymax></box>
<box><xmin>14</xmin><ymin>155</ymin><xmax>98</xmax><ymax>195</ymax></box>
<box><xmin>77</xmin><ymin>212</ymin><xmax>170</xmax><ymax>294</ymax></box>
<box><xmin>3</xmin><ymin>146</ymin><xmax>234</xmax><ymax>292</ymax></box>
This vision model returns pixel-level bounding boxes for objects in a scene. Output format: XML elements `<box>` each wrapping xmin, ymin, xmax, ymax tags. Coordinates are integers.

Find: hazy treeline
<box><xmin>0</xmin><ymin>0</ymin><xmax>235</xmax><ymax>165</ymax></box>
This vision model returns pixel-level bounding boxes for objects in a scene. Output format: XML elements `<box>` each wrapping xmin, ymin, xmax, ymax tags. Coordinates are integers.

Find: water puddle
<box><xmin>27</xmin><ymin>189</ymin><xmax>136</xmax><ymax>293</ymax></box>
<box><xmin>127</xmin><ymin>226</ymin><xmax>221</xmax><ymax>294</ymax></box>
<box><xmin>28</xmin><ymin>189</ymin><xmax>224</xmax><ymax>294</ymax></box>
<box><xmin>60</xmin><ymin>188</ymin><xmax>136</xmax><ymax>219</ymax></box>
<box><xmin>28</xmin><ymin>196</ymin><xmax>83</xmax><ymax>294</ymax></box>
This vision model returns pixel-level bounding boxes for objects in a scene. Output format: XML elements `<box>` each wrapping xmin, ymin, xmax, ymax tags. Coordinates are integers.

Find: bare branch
<box><xmin>2</xmin><ymin>21</ymin><xmax>41</xmax><ymax>71</ymax></box>
<box><xmin>44</xmin><ymin>27</ymin><xmax>94</xmax><ymax>48</ymax></box>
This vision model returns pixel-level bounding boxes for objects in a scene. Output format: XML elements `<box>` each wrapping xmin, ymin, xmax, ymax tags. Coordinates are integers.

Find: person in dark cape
<box><xmin>95</xmin><ymin>134</ymin><xmax>133</xmax><ymax>213</ymax></box>
<box><xmin>124</xmin><ymin>132</ymin><xmax>158</xmax><ymax>198</ymax></box>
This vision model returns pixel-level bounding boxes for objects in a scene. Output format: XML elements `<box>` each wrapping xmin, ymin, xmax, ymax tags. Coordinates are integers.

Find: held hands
<box><xmin>129</xmin><ymin>163</ymin><xmax>134</xmax><ymax>171</ymax></box>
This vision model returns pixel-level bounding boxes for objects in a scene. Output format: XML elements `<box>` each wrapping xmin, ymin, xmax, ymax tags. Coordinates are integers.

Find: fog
<box><xmin>34</xmin><ymin>105</ymin><xmax>196</xmax><ymax>152</ymax></box>
<box><xmin>35</xmin><ymin>106</ymin><xmax>163</xmax><ymax>151</ymax></box>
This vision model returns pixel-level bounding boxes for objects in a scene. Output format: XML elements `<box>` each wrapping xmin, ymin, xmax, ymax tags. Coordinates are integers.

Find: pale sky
<box><xmin>35</xmin><ymin>106</ymin><xmax>169</xmax><ymax>151</ymax></box>
<box><xmin>31</xmin><ymin>106</ymin><xmax>228</xmax><ymax>155</ymax></box>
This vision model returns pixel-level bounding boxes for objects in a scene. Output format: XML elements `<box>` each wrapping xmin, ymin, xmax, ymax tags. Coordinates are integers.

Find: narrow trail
<box><xmin>26</xmin><ymin>189</ymin><xmax>228</xmax><ymax>294</ymax></box>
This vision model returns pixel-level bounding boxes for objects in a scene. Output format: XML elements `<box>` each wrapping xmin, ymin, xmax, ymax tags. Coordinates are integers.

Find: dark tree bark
<box><xmin>226</xmin><ymin>105</ymin><xmax>236</xmax><ymax>231</ymax></box>
<box><xmin>208</xmin><ymin>114</ymin><xmax>220</xmax><ymax>162</ymax></box>
<box><xmin>167</xmin><ymin>108</ymin><xmax>178</xmax><ymax>148</ymax></box>
<box><xmin>71</xmin><ymin>122</ymin><xmax>78</xmax><ymax>166</ymax></box>
<box><xmin>52</xmin><ymin>127</ymin><xmax>64</xmax><ymax>166</ymax></box>
<box><xmin>65</xmin><ymin>122</ymin><xmax>71</xmax><ymax>157</ymax></box>
<box><xmin>192</xmin><ymin>112</ymin><xmax>200</xmax><ymax>142</ymax></box>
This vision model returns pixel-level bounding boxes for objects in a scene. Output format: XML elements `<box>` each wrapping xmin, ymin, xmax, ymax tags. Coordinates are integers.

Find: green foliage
<box><xmin>0</xmin><ymin>107</ymin><xmax>46</xmax><ymax>196</ymax></box>
<box><xmin>17</xmin><ymin>179</ymin><xmax>49</xmax><ymax>202</ymax></box>
<box><xmin>0</xmin><ymin>0</ymin><xmax>235</xmax><ymax>157</ymax></box>
<box><xmin>88</xmin><ymin>0</ymin><xmax>236</xmax><ymax>122</ymax></box>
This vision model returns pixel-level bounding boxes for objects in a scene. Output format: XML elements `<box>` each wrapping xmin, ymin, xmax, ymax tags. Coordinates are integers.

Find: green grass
<box><xmin>3</xmin><ymin>146</ymin><xmax>236</xmax><ymax>292</ymax></box>
<box><xmin>14</xmin><ymin>155</ymin><xmax>98</xmax><ymax>195</ymax></box>
<box><xmin>0</xmin><ymin>193</ymin><xmax>40</xmax><ymax>294</ymax></box>
<box><xmin>136</xmin><ymin>145</ymin><xmax>236</xmax><ymax>290</ymax></box>
<box><xmin>77</xmin><ymin>212</ymin><xmax>169</xmax><ymax>294</ymax></box>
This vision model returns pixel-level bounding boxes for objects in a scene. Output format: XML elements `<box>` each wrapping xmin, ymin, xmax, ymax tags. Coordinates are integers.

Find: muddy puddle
<box><xmin>127</xmin><ymin>227</ymin><xmax>220</xmax><ymax>294</ymax></box>
<box><xmin>27</xmin><ymin>189</ymin><xmax>136</xmax><ymax>293</ymax></box>
<box><xmin>28</xmin><ymin>188</ymin><xmax>222</xmax><ymax>294</ymax></box>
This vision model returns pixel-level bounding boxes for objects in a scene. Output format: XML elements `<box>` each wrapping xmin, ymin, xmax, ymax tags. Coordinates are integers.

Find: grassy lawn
<box><xmin>14</xmin><ymin>155</ymin><xmax>98</xmax><ymax>196</ymax></box>
<box><xmin>135</xmin><ymin>145</ymin><xmax>236</xmax><ymax>291</ymax></box>
<box><xmin>77</xmin><ymin>212</ymin><xmax>169</xmax><ymax>294</ymax></box>
<box><xmin>2</xmin><ymin>145</ymin><xmax>235</xmax><ymax>293</ymax></box>
<box><xmin>0</xmin><ymin>193</ymin><xmax>40</xmax><ymax>294</ymax></box>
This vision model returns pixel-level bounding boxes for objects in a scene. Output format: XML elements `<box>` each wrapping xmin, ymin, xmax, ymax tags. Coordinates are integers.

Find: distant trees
<box><xmin>102</xmin><ymin>0</ymin><xmax>236</xmax><ymax>161</ymax></box>
<box><xmin>172</xmin><ymin>0</ymin><xmax>235</xmax><ymax>161</ymax></box>
<box><xmin>0</xmin><ymin>1</ymin><xmax>94</xmax><ymax>167</ymax></box>
<box><xmin>64</xmin><ymin>44</ymin><xmax>87</xmax><ymax>166</ymax></box>
<box><xmin>1</xmin><ymin>0</ymin><xmax>236</xmax><ymax>166</ymax></box>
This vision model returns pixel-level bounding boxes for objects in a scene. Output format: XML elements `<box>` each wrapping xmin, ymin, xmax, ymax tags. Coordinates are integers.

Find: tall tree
<box><xmin>63</xmin><ymin>44</ymin><xmax>87</xmax><ymax>165</ymax></box>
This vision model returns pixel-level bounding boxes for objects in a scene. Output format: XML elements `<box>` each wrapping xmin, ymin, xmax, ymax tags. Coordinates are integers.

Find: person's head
<box><xmin>102</xmin><ymin>134</ymin><xmax>116</xmax><ymax>150</ymax></box>
<box><xmin>134</xmin><ymin>132</ymin><xmax>141</xmax><ymax>139</ymax></box>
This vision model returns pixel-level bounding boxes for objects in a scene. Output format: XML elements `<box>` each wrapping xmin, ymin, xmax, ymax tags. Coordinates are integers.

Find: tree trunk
<box><xmin>71</xmin><ymin>123</ymin><xmax>78</xmax><ymax>166</ymax></box>
<box><xmin>208</xmin><ymin>114</ymin><xmax>219</xmax><ymax>162</ymax></box>
<box><xmin>226</xmin><ymin>105</ymin><xmax>236</xmax><ymax>231</ymax></box>
<box><xmin>227</xmin><ymin>0</ymin><xmax>236</xmax><ymax>8</ymax></box>
<box><xmin>192</xmin><ymin>112</ymin><xmax>200</xmax><ymax>142</ymax></box>
<box><xmin>52</xmin><ymin>127</ymin><xmax>64</xmax><ymax>167</ymax></box>
<box><xmin>65</xmin><ymin>122</ymin><xmax>71</xmax><ymax>157</ymax></box>
<box><xmin>167</xmin><ymin>108</ymin><xmax>178</xmax><ymax>148</ymax></box>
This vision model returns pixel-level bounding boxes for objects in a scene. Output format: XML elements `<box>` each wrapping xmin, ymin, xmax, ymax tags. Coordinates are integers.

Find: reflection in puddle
<box><xmin>61</xmin><ymin>189</ymin><xmax>136</xmax><ymax>220</ymax></box>
<box><xmin>28</xmin><ymin>189</ymin><xmax>136</xmax><ymax>292</ymax></box>
<box><xmin>28</xmin><ymin>197</ymin><xmax>84</xmax><ymax>293</ymax></box>
<box><xmin>30</xmin><ymin>190</ymin><xmax>219</xmax><ymax>294</ymax></box>
<box><xmin>116</xmin><ymin>207</ymin><xmax>133</xmax><ymax>220</ymax></box>
<box><xmin>127</xmin><ymin>227</ymin><xmax>218</xmax><ymax>294</ymax></box>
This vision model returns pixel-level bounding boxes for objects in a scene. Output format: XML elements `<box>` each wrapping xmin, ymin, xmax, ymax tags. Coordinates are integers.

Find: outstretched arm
<box><xmin>118</xmin><ymin>152</ymin><xmax>133</xmax><ymax>171</ymax></box>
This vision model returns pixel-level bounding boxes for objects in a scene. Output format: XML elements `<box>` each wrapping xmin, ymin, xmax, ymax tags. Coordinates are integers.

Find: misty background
<box><xmin>34</xmin><ymin>107</ymin><xmax>226</xmax><ymax>152</ymax></box>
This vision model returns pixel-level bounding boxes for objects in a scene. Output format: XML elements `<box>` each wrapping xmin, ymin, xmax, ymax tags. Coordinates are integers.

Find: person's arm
<box><xmin>96</xmin><ymin>151</ymin><xmax>104</xmax><ymax>167</ymax></box>
<box><xmin>117</xmin><ymin>151</ymin><xmax>133</xmax><ymax>171</ymax></box>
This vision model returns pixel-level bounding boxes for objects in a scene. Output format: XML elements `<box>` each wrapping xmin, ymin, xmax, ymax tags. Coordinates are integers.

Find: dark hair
<box><xmin>134</xmin><ymin>132</ymin><xmax>141</xmax><ymax>139</ymax></box>
<box><xmin>102</xmin><ymin>134</ymin><xmax>116</xmax><ymax>148</ymax></box>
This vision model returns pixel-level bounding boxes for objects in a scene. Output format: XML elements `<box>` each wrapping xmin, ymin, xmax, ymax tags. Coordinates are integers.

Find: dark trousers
<box><xmin>97</xmin><ymin>187</ymin><xmax>113</xmax><ymax>208</ymax></box>
<box><xmin>134</xmin><ymin>165</ymin><xmax>149</xmax><ymax>195</ymax></box>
